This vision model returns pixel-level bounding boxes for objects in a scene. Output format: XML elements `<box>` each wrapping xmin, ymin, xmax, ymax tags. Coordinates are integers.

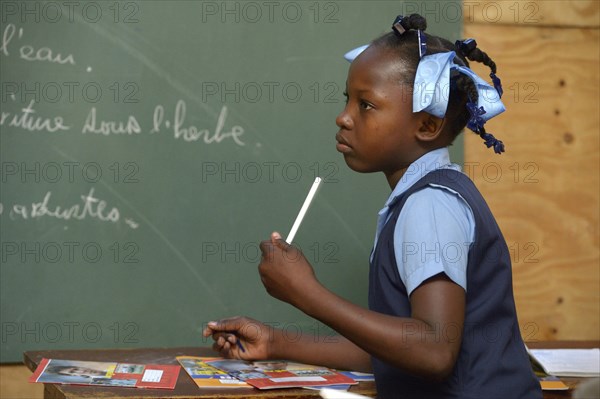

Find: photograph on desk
<box><xmin>176</xmin><ymin>356</ymin><xmax>250</xmax><ymax>388</ymax></box>
<box><xmin>204</xmin><ymin>358</ymin><xmax>357</xmax><ymax>390</ymax></box>
<box><xmin>28</xmin><ymin>358</ymin><xmax>180</xmax><ymax>389</ymax></box>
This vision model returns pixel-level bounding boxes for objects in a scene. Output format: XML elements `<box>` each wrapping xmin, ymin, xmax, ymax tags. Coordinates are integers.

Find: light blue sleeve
<box><xmin>393</xmin><ymin>185</ymin><xmax>475</xmax><ymax>295</ymax></box>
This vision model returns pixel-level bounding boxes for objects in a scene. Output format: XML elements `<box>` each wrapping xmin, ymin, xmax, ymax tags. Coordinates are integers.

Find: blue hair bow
<box><xmin>413</xmin><ymin>51</ymin><xmax>505</xmax><ymax>120</ymax></box>
<box><xmin>413</xmin><ymin>51</ymin><xmax>506</xmax><ymax>154</ymax></box>
<box><xmin>343</xmin><ymin>44</ymin><xmax>369</xmax><ymax>62</ymax></box>
<box><xmin>342</xmin><ymin>48</ymin><xmax>504</xmax><ymax>122</ymax></box>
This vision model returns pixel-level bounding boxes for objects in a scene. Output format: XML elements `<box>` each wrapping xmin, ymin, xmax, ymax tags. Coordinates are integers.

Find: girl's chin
<box><xmin>341</xmin><ymin>156</ymin><xmax>378</xmax><ymax>174</ymax></box>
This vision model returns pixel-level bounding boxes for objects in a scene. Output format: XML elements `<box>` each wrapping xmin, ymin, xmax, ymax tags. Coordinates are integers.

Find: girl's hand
<box><xmin>258</xmin><ymin>232</ymin><xmax>320</xmax><ymax>307</ymax></box>
<box><xmin>202</xmin><ymin>316</ymin><xmax>274</xmax><ymax>360</ymax></box>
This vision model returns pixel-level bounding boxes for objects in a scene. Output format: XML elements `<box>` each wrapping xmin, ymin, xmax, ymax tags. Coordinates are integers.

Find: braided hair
<box><xmin>370</xmin><ymin>14</ymin><xmax>502</xmax><ymax>148</ymax></box>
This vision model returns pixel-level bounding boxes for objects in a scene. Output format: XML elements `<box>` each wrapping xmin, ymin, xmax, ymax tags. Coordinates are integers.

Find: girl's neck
<box><xmin>386</xmin><ymin>145</ymin><xmax>448</xmax><ymax>189</ymax></box>
<box><xmin>385</xmin><ymin>166</ymin><xmax>410</xmax><ymax>190</ymax></box>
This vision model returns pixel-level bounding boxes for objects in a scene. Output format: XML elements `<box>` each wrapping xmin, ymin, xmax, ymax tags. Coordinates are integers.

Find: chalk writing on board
<box><xmin>0</xmin><ymin>188</ymin><xmax>138</xmax><ymax>229</ymax></box>
<box><xmin>151</xmin><ymin>101</ymin><xmax>245</xmax><ymax>146</ymax></box>
<box><xmin>0</xmin><ymin>100</ymin><xmax>71</xmax><ymax>132</ymax></box>
<box><xmin>1</xmin><ymin>23</ymin><xmax>247</xmax><ymax>144</ymax></box>
<box><xmin>82</xmin><ymin>107</ymin><xmax>142</xmax><ymax>136</ymax></box>
<box><xmin>1</xmin><ymin>98</ymin><xmax>247</xmax><ymax>146</ymax></box>
<box><xmin>0</xmin><ymin>24</ymin><xmax>75</xmax><ymax>66</ymax></box>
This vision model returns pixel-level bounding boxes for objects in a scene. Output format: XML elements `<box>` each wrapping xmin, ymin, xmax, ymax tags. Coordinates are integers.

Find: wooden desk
<box><xmin>24</xmin><ymin>347</ymin><xmax>376</xmax><ymax>399</ymax></box>
<box><xmin>24</xmin><ymin>342</ymin><xmax>598</xmax><ymax>399</ymax></box>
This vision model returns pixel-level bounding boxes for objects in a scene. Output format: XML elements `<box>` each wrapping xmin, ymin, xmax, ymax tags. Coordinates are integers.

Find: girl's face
<box><xmin>60</xmin><ymin>366</ymin><xmax>105</xmax><ymax>377</ymax></box>
<box><xmin>336</xmin><ymin>45</ymin><xmax>424</xmax><ymax>187</ymax></box>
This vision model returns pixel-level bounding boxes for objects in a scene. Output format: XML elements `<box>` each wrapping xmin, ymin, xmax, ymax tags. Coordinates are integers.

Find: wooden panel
<box><xmin>464</xmin><ymin>0</ymin><xmax>599</xmax><ymax>27</ymax></box>
<box><xmin>0</xmin><ymin>364</ymin><xmax>43</xmax><ymax>399</ymax></box>
<box><xmin>462</xmin><ymin>22</ymin><xmax>599</xmax><ymax>341</ymax></box>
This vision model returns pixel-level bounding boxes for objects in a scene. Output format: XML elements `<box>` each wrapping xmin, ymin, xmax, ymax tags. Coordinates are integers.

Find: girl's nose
<box><xmin>336</xmin><ymin>107</ymin><xmax>353</xmax><ymax>130</ymax></box>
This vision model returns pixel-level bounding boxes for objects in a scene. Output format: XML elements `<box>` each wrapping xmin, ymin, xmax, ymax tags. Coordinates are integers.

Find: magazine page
<box><xmin>176</xmin><ymin>356</ymin><xmax>249</xmax><ymax>388</ymax></box>
<box><xmin>29</xmin><ymin>358</ymin><xmax>180</xmax><ymax>389</ymax></box>
<box><xmin>205</xmin><ymin>359</ymin><xmax>357</xmax><ymax>390</ymax></box>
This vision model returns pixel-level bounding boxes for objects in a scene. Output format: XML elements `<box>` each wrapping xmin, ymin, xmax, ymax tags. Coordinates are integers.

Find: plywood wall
<box><xmin>0</xmin><ymin>364</ymin><xmax>42</xmax><ymax>399</ymax></box>
<box><xmin>463</xmin><ymin>0</ymin><xmax>599</xmax><ymax>341</ymax></box>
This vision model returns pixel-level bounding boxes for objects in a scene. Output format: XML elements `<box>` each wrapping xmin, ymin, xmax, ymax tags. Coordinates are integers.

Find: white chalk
<box><xmin>286</xmin><ymin>177</ymin><xmax>322</xmax><ymax>243</ymax></box>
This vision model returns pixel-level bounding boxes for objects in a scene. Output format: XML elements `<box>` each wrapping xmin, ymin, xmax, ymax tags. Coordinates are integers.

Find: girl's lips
<box><xmin>335</xmin><ymin>133</ymin><xmax>352</xmax><ymax>153</ymax></box>
<box><xmin>336</xmin><ymin>142</ymin><xmax>352</xmax><ymax>153</ymax></box>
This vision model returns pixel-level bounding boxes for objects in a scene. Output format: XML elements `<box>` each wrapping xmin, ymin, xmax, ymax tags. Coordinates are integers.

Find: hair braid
<box><xmin>454</xmin><ymin>74</ymin><xmax>478</xmax><ymax>106</ymax></box>
<box><xmin>400</xmin><ymin>14</ymin><xmax>427</xmax><ymax>31</ymax></box>
<box><xmin>460</xmin><ymin>44</ymin><xmax>497</xmax><ymax>75</ymax></box>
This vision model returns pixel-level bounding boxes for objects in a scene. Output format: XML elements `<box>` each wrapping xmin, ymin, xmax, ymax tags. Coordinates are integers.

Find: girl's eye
<box><xmin>360</xmin><ymin>100</ymin><xmax>373</xmax><ymax>110</ymax></box>
<box><xmin>343</xmin><ymin>91</ymin><xmax>373</xmax><ymax>110</ymax></box>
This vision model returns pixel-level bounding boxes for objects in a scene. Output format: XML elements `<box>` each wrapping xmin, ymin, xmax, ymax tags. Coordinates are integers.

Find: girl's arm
<box><xmin>256</xmin><ymin>233</ymin><xmax>465</xmax><ymax>381</ymax></box>
<box><xmin>203</xmin><ymin>317</ymin><xmax>372</xmax><ymax>372</ymax></box>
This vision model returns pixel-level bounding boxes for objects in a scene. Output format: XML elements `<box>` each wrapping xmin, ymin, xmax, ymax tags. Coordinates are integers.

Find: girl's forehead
<box><xmin>348</xmin><ymin>47</ymin><xmax>409</xmax><ymax>87</ymax></box>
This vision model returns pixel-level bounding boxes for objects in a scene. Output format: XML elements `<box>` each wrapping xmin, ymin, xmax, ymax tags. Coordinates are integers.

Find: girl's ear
<box><xmin>416</xmin><ymin>113</ymin><xmax>445</xmax><ymax>142</ymax></box>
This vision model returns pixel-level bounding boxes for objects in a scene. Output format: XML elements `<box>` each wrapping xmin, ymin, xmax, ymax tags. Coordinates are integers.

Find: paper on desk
<box><xmin>529</xmin><ymin>348</ymin><xmax>600</xmax><ymax>377</ymax></box>
<box><xmin>320</xmin><ymin>387</ymin><xmax>372</xmax><ymax>398</ymax></box>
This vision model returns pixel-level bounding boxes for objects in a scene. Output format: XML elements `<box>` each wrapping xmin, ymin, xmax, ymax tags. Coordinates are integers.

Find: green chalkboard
<box><xmin>0</xmin><ymin>0</ymin><xmax>462</xmax><ymax>362</ymax></box>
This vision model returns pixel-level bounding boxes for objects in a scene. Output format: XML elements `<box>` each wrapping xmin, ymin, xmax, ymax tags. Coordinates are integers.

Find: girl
<box><xmin>204</xmin><ymin>14</ymin><xmax>542</xmax><ymax>399</ymax></box>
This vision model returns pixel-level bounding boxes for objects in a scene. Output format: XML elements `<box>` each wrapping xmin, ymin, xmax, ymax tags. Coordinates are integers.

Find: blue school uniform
<box><xmin>369</xmin><ymin>149</ymin><xmax>542</xmax><ymax>399</ymax></box>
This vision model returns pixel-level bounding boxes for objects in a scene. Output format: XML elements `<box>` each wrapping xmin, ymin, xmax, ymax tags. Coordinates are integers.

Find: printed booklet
<box><xmin>29</xmin><ymin>358</ymin><xmax>180</xmax><ymax>389</ymax></box>
<box><xmin>204</xmin><ymin>359</ymin><xmax>357</xmax><ymax>390</ymax></box>
<box><xmin>176</xmin><ymin>356</ymin><xmax>249</xmax><ymax>388</ymax></box>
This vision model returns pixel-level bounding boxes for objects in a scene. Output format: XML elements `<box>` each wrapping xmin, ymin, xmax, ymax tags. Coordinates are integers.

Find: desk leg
<box><xmin>43</xmin><ymin>384</ymin><xmax>65</xmax><ymax>399</ymax></box>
